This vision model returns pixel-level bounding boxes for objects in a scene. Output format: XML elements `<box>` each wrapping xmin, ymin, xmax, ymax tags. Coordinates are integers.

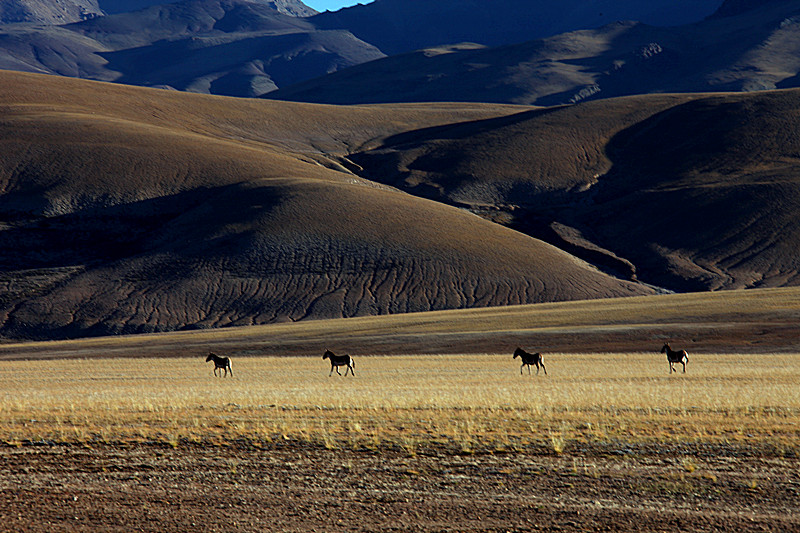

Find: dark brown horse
<box><xmin>513</xmin><ymin>347</ymin><xmax>547</xmax><ymax>375</ymax></box>
<box><xmin>661</xmin><ymin>343</ymin><xmax>688</xmax><ymax>373</ymax></box>
<box><xmin>206</xmin><ymin>352</ymin><xmax>232</xmax><ymax>377</ymax></box>
<box><xmin>323</xmin><ymin>350</ymin><xmax>355</xmax><ymax>376</ymax></box>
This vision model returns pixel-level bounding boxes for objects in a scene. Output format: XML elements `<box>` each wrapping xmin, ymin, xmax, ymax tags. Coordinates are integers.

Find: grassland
<box><xmin>1</xmin><ymin>351</ymin><xmax>797</xmax><ymax>455</ymax></box>
<box><xmin>1</xmin><ymin>287</ymin><xmax>798</xmax><ymax>452</ymax></box>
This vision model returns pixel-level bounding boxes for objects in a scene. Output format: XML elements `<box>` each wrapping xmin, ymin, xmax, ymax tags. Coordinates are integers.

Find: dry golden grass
<box><xmin>1</xmin><ymin>352</ymin><xmax>797</xmax><ymax>454</ymax></box>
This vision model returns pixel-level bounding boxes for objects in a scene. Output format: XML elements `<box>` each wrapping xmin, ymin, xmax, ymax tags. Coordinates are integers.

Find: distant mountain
<box><xmin>270</xmin><ymin>0</ymin><xmax>800</xmax><ymax>105</ymax></box>
<box><xmin>0</xmin><ymin>0</ymin><xmax>317</xmax><ymax>22</ymax></box>
<box><xmin>0</xmin><ymin>0</ymin><xmax>730</xmax><ymax>99</ymax></box>
<box><xmin>97</xmin><ymin>0</ymin><xmax>317</xmax><ymax>16</ymax></box>
<box><xmin>0</xmin><ymin>0</ymin><xmax>103</xmax><ymax>24</ymax></box>
<box><xmin>0</xmin><ymin>0</ymin><xmax>380</xmax><ymax>97</ymax></box>
<box><xmin>310</xmin><ymin>0</ymin><xmax>725</xmax><ymax>55</ymax></box>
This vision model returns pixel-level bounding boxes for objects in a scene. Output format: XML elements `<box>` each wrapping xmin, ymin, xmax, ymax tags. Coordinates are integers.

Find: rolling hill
<box><xmin>345</xmin><ymin>89</ymin><xmax>800</xmax><ymax>292</ymax></box>
<box><xmin>0</xmin><ymin>70</ymin><xmax>655</xmax><ymax>340</ymax></box>
<box><xmin>3</xmin><ymin>67</ymin><xmax>800</xmax><ymax>340</ymax></box>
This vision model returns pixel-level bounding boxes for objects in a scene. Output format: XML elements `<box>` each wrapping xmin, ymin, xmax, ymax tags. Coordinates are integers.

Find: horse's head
<box><xmin>513</xmin><ymin>347</ymin><xmax>524</xmax><ymax>359</ymax></box>
<box><xmin>206</xmin><ymin>352</ymin><xmax>215</xmax><ymax>362</ymax></box>
<box><xmin>660</xmin><ymin>344</ymin><xmax>669</xmax><ymax>353</ymax></box>
<box><xmin>323</xmin><ymin>349</ymin><xmax>334</xmax><ymax>360</ymax></box>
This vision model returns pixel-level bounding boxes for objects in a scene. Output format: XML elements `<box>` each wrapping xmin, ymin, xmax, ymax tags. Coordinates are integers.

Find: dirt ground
<box><xmin>0</xmin><ymin>442</ymin><xmax>798</xmax><ymax>532</ymax></box>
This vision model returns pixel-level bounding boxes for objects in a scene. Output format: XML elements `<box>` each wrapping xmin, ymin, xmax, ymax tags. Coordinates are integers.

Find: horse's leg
<box><xmin>682</xmin><ymin>361</ymin><xmax>686</xmax><ymax>373</ymax></box>
<box><xmin>541</xmin><ymin>362</ymin><xmax>547</xmax><ymax>375</ymax></box>
<box><xmin>520</xmin><ymin>364</ymin><xmax>524</xmax><ymax>375</ymax></box>
<box><xmin>535</xmin><ymin>364</ymin><xmax>540</xmax><ymax>375</ymax></box>
<box><xmin>329</xmin><ymin>364</ymin><xmax>334</xmax><ymax>376</ymax></box>
<box><xmin>336</xmin><ymin>366</ymin><xmax>342</xmax><ymax>376</ymax></box>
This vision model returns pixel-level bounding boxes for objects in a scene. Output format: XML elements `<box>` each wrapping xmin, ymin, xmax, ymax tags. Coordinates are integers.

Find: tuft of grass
<box><xmin>550</xmin><ymin>426</ymin><xmax>567</xmax><ymax>455</ymax></box>
<box><xmin>681</xmin><ymin>458</ymin><xmax>697</xmax><ymax>473</ymax></box>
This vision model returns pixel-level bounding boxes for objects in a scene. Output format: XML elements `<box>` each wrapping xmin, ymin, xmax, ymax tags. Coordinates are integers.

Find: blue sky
<box><xmin>304</xmin><ymin>1</ymin><xmax>364</xmax><ymax>12</ymax></box>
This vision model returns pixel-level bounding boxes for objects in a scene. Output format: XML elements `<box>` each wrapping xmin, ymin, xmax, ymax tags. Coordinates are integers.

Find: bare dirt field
<box><xmin>1</xmin><ymin>442</ymin><xmax>798</xmax><ymax>533</ymax></box>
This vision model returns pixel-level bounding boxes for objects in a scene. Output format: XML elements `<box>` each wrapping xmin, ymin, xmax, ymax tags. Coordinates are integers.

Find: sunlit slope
<box><xmin>0</xmin><ymin>70</ymin><xmax>654</xmax><ymax>339</ymax></box>
<box><xmin>2</xmin><ymin>286</ymin><xmax>798</xmax><ymax>359</ymax></box>
<box><xmin>351</xmin><ymin>89</ymin><xmax>800</xmax><ymax>292</ymax></box>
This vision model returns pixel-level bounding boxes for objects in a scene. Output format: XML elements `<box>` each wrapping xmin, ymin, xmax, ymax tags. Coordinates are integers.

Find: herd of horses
<box><xmin>205</xmin><ymin>343</ymin><xmax>689</xmax><ymax>377</ymax></box>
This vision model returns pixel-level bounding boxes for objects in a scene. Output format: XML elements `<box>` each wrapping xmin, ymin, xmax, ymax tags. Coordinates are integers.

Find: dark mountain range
<box><xmin>270</xmin><ymin>0</ymin><xmax>800</xmax><ymax>105</ymax></box>
<box><xmin>0</xmin><ymin>0</ymin><xmax>731</xmax><ymax>99</ymax></box>
<box><xmin>0</xmin><ymin>0</ymin><xmax>103</xmax><ymax>24</ymax></box>
<box><xmin>0</xmin><ymin>0</ymin><xmax>381</xmax><ymax>97</ymax></box>
<box><xmin>0</xmin><ymin>0</ymin><xmax>316</xmax><ymax>23</ymax></box>
<box><xmin>98</xmin><ymin>0</ymin><xmax>317</xmax><ymax>16</ymax></box>
<box><xmin>310</xmin><ymin>0</ymin><xmax>724</xmax><ymax>55</ymax></box>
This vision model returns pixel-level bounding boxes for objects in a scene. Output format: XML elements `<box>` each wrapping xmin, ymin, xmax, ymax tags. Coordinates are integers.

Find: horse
<box><xmin>323</xmin><ymin>349</ymin><xmax>355</xmax><ymax>376</ymax></box>
<box><xmin>206</xmin><ymin>352</ymin><xmax>233</xmax><ymax>377</ymax></box>
<box><xmin>660</xmin><ymin>343</ymin><xmax>688</xmax><ymax>373</ymax></box>
<box><xmin>513</xmin><ymin>347</ymin><xmax>547</xmax><ymax>375</ymax></box>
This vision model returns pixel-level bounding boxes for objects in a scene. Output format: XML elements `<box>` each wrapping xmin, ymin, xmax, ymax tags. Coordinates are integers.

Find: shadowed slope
<box><xmin>579</xmin><ymin>91</ymin><xmax>800</xmax><ymax>291</ymax></box>
<box><xmin>348</xmin><ymin>89</ymin><xmax>800</xmax><ymax>292</ymax></box>
<box><xmin>0</xmin><ymin>70</ymin><xmax>654</xmax><ymax>339</ymax></box>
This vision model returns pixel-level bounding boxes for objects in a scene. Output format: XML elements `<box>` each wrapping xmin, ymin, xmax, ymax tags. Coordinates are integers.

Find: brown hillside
<box><xmin>350</xmin><ymin>89</ymin><xmax>800</xmax><ymax>292</ymax></box>
<box><xmin>0</xmin><ymin>70</ymin><xmax>654</xmax><ymax>339</ymax></box>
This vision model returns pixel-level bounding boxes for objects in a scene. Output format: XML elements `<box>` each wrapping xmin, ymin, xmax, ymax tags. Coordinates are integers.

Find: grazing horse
<box><xmin>206</xmin><ymin>352</ymin><xmax>233</xmax><ymax>377</ymax></box>
<box><xmin>661</xmin><ymin>343</ymin><xmax>688</xmax><ymax>373</ymax></box>
<box><xmin>513</xmin><ymin>347</ymin><xmax>547</xmax><ymax>375</ymax></box>
<box><xmin>323</xmin><ymin>349</ymin><xmax>355</xmax><ymax>377</ymax></box>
